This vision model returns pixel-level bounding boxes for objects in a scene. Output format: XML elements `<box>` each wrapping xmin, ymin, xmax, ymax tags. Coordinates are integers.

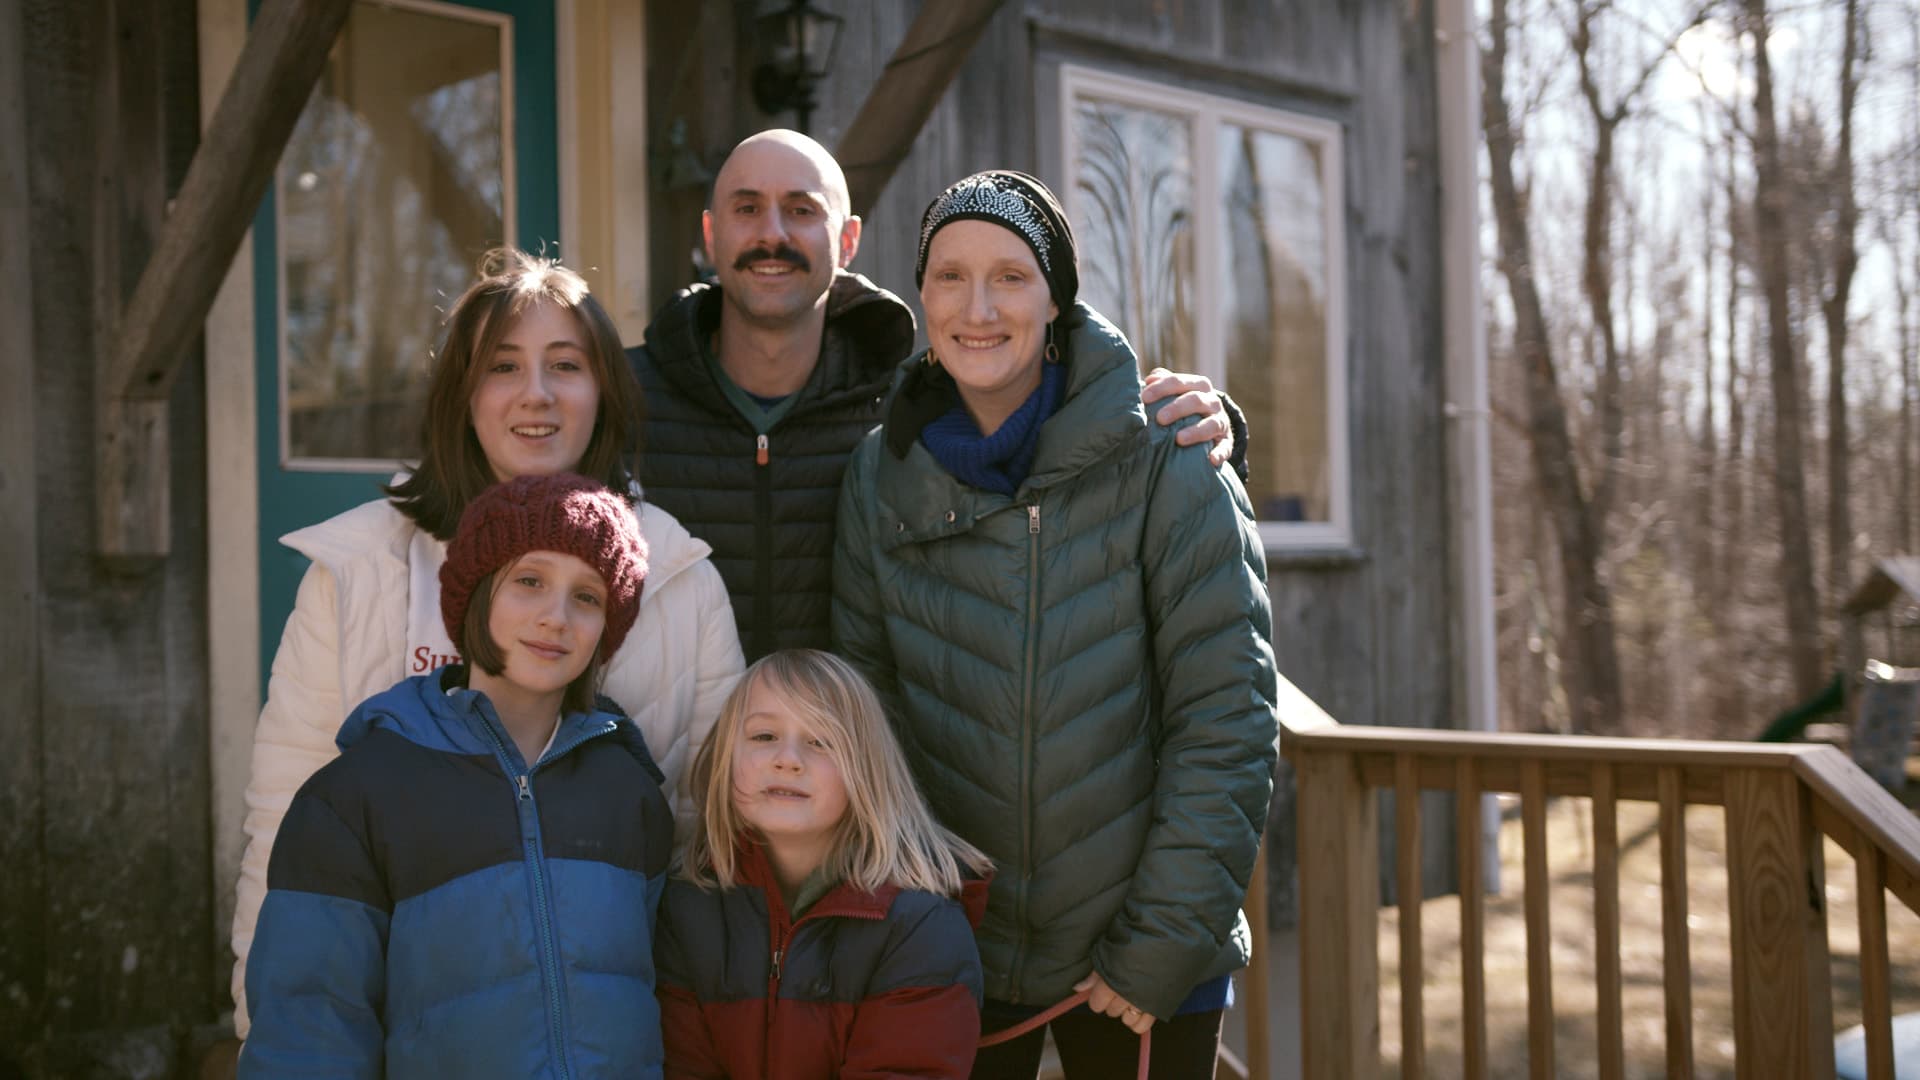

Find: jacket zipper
<box><xmin>478</xmin><ymin>718</ymin><xmax>616</xmax><ymax>1080</ymax></box>
<box><xmin>756</xmin><ymin>873</ymin><xmax>890</xmax><ymax>1064</ymax></box>
<box><xmin>766</xmin><ymin>890</ymin><xmax>792</xmax><ymax>1063</ymax></box>
<box><xmin>1010</xmin><ymin>502</ymin><xmax>1042</xmax><ymax>1003</ymax></box>
<box><xmin>752</xmin><ymin>433</ymin><xmax>773</xmax><ymax>658</ymax></box>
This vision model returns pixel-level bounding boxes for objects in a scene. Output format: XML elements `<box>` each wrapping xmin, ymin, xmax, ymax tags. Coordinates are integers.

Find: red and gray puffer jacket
<box><xmin>654</xmin><ymin>838</ymin><xmax>987</xmax><ymax>1079</ymax></box>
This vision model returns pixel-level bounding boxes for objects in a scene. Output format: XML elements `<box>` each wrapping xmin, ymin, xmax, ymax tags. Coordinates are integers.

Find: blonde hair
<box><xmin>684</xmin><ymin>649</ymin><xmax>992</xmax><ymax>897</ymax></box>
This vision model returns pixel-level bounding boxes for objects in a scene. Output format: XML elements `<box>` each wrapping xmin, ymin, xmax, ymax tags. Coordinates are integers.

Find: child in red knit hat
<box><xmin>438</xmin><ymin>470</ymin><xmax>650</xmax><ymax>761</ymax></box>
<box><xmin>241</xmin><ymin>472</ymin><xmax>675</xmax><ymax>1078</ymax></box>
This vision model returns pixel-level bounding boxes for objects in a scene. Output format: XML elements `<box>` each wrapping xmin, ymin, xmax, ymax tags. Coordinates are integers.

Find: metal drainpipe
<box><xmin>1435</xmin><ymin>0</ymin><xmax>1504</xmax><ymax>894</ymax></box>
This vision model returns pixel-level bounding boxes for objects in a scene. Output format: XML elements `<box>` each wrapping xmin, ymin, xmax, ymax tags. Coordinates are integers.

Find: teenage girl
<box><xmin>241</xmin><ymin>472</ymin><xmax>673</xmax><ymax>1078</ymax></box>
<box><xmin>654</xmin><ymin>649</ymin><xmax>992</xmax><ymax>1079</ymax></box>
<box><xmin>230</xmin><ymin>248</ymin><xmax>744</xmax><ymax>1036</ymax></box>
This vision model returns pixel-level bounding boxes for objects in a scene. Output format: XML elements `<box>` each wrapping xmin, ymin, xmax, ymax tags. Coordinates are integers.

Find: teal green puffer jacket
<box><xmin>831</xmin><ymin>303</ymin><xmax>1278</xmax><ymax>1020</ymax></box>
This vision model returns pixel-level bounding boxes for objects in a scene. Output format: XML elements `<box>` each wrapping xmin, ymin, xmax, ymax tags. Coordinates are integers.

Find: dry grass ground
<box><xmin>1374</xmin><ymin>796</ymin><xmax>1920</xmax><ymax>1078</ymax></box>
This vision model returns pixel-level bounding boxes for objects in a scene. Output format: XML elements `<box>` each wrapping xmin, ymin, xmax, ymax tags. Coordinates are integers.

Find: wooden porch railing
<box><xmin>1261</xmin><ymin>681</ymin><xmax>1920</xmax><ymax>1080</ymax></box>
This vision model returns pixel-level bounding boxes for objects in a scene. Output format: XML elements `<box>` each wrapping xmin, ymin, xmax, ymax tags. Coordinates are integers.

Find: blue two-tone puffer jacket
<box><xmin>239</xmin><ymin>667</ymin><xmax>673</xmax><ymax>1080</ymax></box>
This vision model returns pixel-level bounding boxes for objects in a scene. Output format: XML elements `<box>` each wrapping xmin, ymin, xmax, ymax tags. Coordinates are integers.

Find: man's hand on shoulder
<box><xmin>1142</xmin><ymin>367</ymin><xmax>1233</xmax><ymax>468</ymax></box>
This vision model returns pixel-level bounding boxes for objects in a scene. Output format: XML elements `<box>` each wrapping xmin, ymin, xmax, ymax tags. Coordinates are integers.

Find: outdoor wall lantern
<box><xmin>750</xmin><ymin>0</ymin><xmax>843</xmax><ymax>135</ymax></box>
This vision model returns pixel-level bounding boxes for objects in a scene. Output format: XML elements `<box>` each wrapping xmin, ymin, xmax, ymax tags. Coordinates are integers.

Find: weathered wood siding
<box><xmin>645</xmin><ymin>0</ymin><xmax>1459</xmax><ymax>922</ymax></box>
<box><xmin>4</xmin><ymin>0</ymin><xmax>217</xmax><ymax>1072</ymax></box>
<box><xmin>0</xmin><ymin>0</ymin><xmax>47</xmax><ymax>1062</ymax></box>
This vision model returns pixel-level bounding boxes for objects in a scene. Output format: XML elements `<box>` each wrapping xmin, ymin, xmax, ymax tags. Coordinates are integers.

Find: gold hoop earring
<box><xmin>925</xmin><ymin>347</ymin><xmax>940</xmax><ymax>367</ymax></box>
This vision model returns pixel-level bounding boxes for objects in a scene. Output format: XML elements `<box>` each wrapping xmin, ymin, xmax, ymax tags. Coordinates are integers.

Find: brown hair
<box><xmin>386</xmin><ymin>247</ymin><xmax>643</xmax><ymax>539</ymax></box>
<box><xmin>459</xmin><ymin>568</ymin><xmax>605</xmax><ymax>717</ymax></box>
<box><xmin>683</xmin><ymin>650</ymin><xmax>992</xmax><ymax>896</ymax></box>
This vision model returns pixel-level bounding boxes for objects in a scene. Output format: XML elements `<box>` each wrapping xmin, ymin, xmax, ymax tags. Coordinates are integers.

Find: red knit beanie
<box><xmin>440</xmin><ymin>473</ymin><xmax>649</xmax><ymax>661</ymax></box>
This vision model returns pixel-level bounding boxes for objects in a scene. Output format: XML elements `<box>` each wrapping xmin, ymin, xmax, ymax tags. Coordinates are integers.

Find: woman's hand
<box><xmin>1141</xmin><ymin>367</ymin><xmax>1234</xmax><ymax>468</ymax></box>
<box><xmin>1074</xmin><ymin>971</ymin><xmax>1156</xmax><ymax>1035</ymax></box>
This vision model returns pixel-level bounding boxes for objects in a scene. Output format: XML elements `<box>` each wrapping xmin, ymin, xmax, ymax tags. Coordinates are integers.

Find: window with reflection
<box><xmin>278</xmin><ymin>1</ymin><xmax>514</xmax><ymax>467</ymax></box>
<box><xmin>1072</xmin><ymin>100</ymin><xmax>1195</xmax><ymax>380</ymax></box>
<box><xmin>1063</xmin><ymin>67</ymin><xmax>1348</xmax><ymax>546</ymax></box>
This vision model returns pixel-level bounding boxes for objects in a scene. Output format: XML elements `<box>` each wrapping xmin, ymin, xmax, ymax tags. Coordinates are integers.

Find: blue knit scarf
<box><xmin>919</xmin><ymin>361</ymin><xmax>1066</xmax><ymax>496</ymax></box>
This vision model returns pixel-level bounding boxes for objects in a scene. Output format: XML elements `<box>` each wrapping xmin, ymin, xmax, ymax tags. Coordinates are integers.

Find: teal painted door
<box><xmin>253</xmin><ymin>0</ymin><xmax>559</xmax><ymax>697</ymax></box>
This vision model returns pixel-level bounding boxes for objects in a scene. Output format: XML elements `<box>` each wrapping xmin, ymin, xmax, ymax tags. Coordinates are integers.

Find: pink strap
<box><xmin>976</xmin><ymin>988</ymin><xmax>1151</xmax><ymax>1079</ymax></box>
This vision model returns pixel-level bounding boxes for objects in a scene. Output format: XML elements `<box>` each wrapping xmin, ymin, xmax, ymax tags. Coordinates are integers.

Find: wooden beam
<box><xmin>0</xmin><ymin>0</ymin><xmax>46</xmax><ymax>1041</ymax></box>
<box><xmin>1793</xmin><ymin>746</ymin><xmax>1920</xmax><ymax>912</ymax></box>
<box><xmin>1455</xmin><ymin>759</ymin><xmax>1487</xmax><ymax>1080</ymax></box>
<box><xmin>1856</xmin><ymin>850</ymin><xmax>1895</xmax><ymax>1080</ymax></box>
<box><xmin>1520</xmin><ymin>762</ymin><xmax>1553</xmax><ymax>1080</ymax></box>
<box><xmin>1591</xmin><ymin>764</ymin><xmax>1624</xmax><ymax>1080</ymax></box>
<box><xmin>108</xmin><ymin>0</ymin><xmax>352</xmax><ymax>403</ymax></box>
<box><xmin>1657</xmin><ymin>768</ymin><xmax>1695</xmax><ymax>1078</ymax></box>
<box><xmin>95</xmin><ymin>0</ymin><xmax>351</xmax><ymax>558</ymax></box>
<box><xmin>1295</xmin><ymin>748</ymin><xmax>1380</xmax><ymax>1078</ymax></box>
<box><xmin>834</xmin><ymin>0</ymin><xmax>1008</xmax><ymax>218</ymax></box>
<box><xmin>1287</xmin><ymin>721</ymin><xmax>1816</xmax><ymax>769</ymax></box>
<box><xmin>1723</xmin><ymin>768</ymin><xmax>1834</xmax><ymax>1079</ymax></box>
<box><xmin>1394</xmin><ymin>754</ymin><xmax>1426</xmax><ymax>1080</ymax></box>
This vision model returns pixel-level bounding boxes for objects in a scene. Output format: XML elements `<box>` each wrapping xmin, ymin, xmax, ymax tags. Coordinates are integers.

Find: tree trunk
<box><xmin>1900</xmin><ymin>259</ymin><xmax>1915</xmax><ymax>553</ymax></box>
<box><xmin>1583</xmin><ymin>114</ymin><xmax>1624</xmax><ymax>525</ymax></box>
<box><xmin>1825</xmin><ymin>0</ymin><xmax>1862</xmax><ymax>674</ymax></box>
<box><xmin>1483</xmin><ymin>0</ymin><xmax>1623</xmax><ymax>735</ymax></box>
<box><xmin>1569</xmin><ymin>0</ymin><xmax>1702</xmax><ymax>527</ymax></box>
<box><xmin>1743</xmin><ymin>0</ymin><xmax>1825</xmax><ymax>698</ymax></box>
<box><xmin>1722</xmin><ymin>124</ymin><xmax>1750</xmax><ymax>736</ymax></box>
<box><xmin>1697</xmin><ymin>95</ymin><xmax>1719</xmax><ymax>618</ymax></box>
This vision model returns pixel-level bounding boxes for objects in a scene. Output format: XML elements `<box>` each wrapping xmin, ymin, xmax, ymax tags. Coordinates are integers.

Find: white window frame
<box><xmin>1058</xmin><ymin>64</ymin><xmax>1351</xmax><ymax>549</ymax></box>
<box><xmin>276</xmin><ymin>0</ymin><xmax>518</xmax><ymax>473</ymax></box>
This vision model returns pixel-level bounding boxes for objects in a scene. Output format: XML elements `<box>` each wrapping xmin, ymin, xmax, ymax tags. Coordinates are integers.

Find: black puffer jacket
<box><xmin>629</xmin><ymin>271</ymin><xmax>915</xmax><ymax>660</ymax></box>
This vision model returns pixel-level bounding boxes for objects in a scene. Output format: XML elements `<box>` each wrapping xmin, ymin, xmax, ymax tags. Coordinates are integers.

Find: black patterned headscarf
<box><xmin>914</xmin><ymin>170</ymin><xmax>1079</xmax><ymax>314</ymax></box>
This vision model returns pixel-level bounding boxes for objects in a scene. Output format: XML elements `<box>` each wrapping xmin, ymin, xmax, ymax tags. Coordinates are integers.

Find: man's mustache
<box><xmin>734</xmin><ymin>244</ymin><xmax>811</xmax><ymax>272</ymax></box>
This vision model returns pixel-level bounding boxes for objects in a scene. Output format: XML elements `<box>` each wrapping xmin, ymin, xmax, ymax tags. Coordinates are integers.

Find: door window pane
<box><xmin>1069</xmin><ymin>99</ymin><xmax>1195</xmax><ymax>373</ymax></box>
<box><xmin>279</xmin><ymin>2</ymin><xmax>511</xmax><ymax>465</ymax></box>
<box><xmin>1221</xmin><ymin>124</ymin><xmax>1331</xmax><ymax>524</ymax></box>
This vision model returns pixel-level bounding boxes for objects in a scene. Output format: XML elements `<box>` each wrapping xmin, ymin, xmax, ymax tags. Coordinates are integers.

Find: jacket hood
<box><xmin>874</xmin><ymin>303</ymin><xmax>1148</xmax><ymax>548</ymax></box>
<box><xmin>882</xmin><ymin>303</ymin><xmax>1143</xmax><ymax>472</ymax></box>
<box><xmin>337</xmin><ymin>667</ymin><xmax>664</xmax><ymax>784</ymax></box>
<box><xmin>637</xmin><ymin>270</ymin><xmax>916</xmax><ymax>409</ymax></box>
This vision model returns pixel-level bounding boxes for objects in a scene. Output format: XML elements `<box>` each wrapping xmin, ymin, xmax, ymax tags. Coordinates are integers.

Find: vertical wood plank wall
<box><xmin>641</xmin><ymin>0</ymin><xmax>1459</xmax><ymax>928</ymax></box>
<box><xmin>10</xmin><ymin>0</ymin><xmax>214</xmax><ymax>1068</ymax></box>
<box><xmin>0</xmin><ymin>0</ymin><xmax>47</xmax><ymax>1063</ymax></box>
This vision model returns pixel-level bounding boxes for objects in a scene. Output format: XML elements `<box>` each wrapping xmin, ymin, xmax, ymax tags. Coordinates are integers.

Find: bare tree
<box><xmin>1481</xmin><ymin>0</ymin><xmax>1920</xmax><ymax>741</ymax></box>
<box><xmin>1568</xmin><ymin>0</ymin><xmax>1712</xmax><ymax>524</ymax></box>
<box><xmin>1484</xmin><ymin>0</ymin><xmax>1626</xmax><ymax>734</ymax></box>
<box><xmin>1824</xmin><ymin>0</ymin><xmax>1864</xmax><ymax>671</ymax></box>
<box><xmin>1887</xmin><ymin>159</ymin><xmax>1918</xmax><ymax>551</ymax></box>
<box><xmin>1742</xmin><ymin>0</ymin><xmax>1826</xmax><ymax>697</ymax></box>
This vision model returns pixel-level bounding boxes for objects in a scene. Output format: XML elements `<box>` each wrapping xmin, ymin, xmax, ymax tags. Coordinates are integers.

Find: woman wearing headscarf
<box><xmin>832</xmin><ymin>171</ymin><xmax>1279</xmax><ymax>1079</ymax></box>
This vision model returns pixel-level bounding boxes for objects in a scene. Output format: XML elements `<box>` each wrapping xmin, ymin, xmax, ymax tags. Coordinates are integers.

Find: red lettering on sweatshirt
<box><xmin>412</xmin><ymin>646</ymin><xmax>462</xmax><ymax>673</ymax></box>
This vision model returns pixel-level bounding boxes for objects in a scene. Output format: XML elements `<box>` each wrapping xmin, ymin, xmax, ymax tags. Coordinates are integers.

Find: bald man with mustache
<box><xmin>628</xmin><ymin>130</ymin><xmax>1243</xmax><ymax>660</ymax></box>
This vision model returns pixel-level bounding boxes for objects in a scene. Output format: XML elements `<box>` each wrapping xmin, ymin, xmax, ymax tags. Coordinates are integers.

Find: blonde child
<box><xmin>655</xmin><ymin>649</ymin><xmax>992</xmax><ymax>1079</ymax></box>
<box><xmin>241</xmin><ymin>473</ymin><xmax>672</xmax><ymax>1079</ymax></box>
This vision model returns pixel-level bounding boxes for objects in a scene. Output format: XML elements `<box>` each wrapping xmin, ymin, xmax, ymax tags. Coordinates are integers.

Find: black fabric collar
<box><xmin>883</xmin><ymin>358</ymin><xmax>961</xmax><ymax>459</ymax></box>
<box><xmin>638</xmin><ymin>271</ymin><xmax>916</xmax><ymax>409</ymax></box>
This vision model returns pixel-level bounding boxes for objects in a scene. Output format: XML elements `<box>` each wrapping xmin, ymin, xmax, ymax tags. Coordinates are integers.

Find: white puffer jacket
<box><xmin>229</xmin><ymin>496</ymin><xmax>743</xmax><ymax>1036</ymax></box>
